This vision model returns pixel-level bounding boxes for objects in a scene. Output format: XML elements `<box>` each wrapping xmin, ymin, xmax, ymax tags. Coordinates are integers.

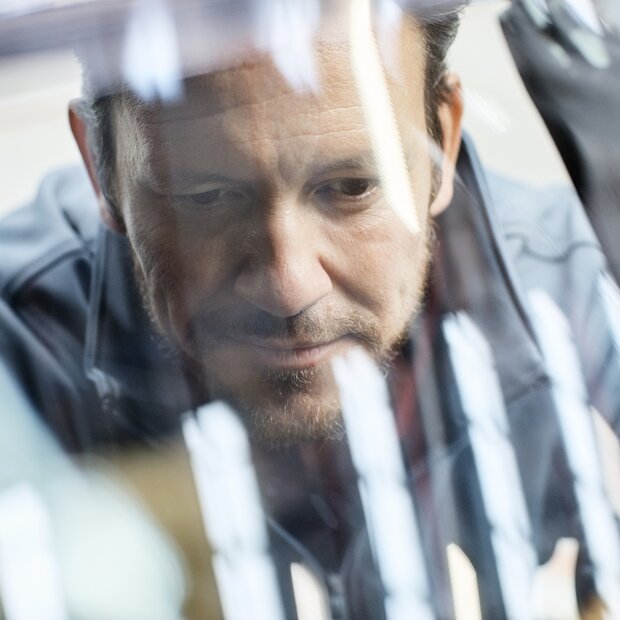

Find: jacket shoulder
<box><xmin>0</xmin><ymin>166</ymin><xmax>100</xmax><ymax>299</ymax></box>
<box><xmin>487</xmin><ymin>173</ymin><xmax>620</xmax><ymax>430</ymax></box>
<box><xmin>487</xmin><ymin>173</ymin><xmax>601</xmax><ymax>261</ymax></box>
<box><xmin>0</xmin><ymin>167</ymin><xmax>108</xmax><ymax>450</ymax></box>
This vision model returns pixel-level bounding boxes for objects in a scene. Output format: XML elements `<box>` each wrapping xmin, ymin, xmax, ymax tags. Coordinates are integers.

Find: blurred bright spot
<box><xmin>531</xmin><ymin>537</ymin><xmax>580</xmax><ymax>620</ymax></box>
<box><xmin>446</xmin><ymin>543</ymin><xmax>482</xmax><ymax>620</ymax></box>
<box><xmin>291</xmin><ymin>562</ymin><xmax>330</xmax><ymax>620</ymax></box>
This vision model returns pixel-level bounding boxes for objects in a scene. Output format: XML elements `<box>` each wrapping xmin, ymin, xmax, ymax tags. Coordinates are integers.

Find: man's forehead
<box><xmin>119</xmin><ymin>90</ymin><xmax>373</xmax><ymax>192</ymax></box>
<box><xmin>111</xmin><ymin>19</ymin><xmax>430</xmax><ymax>191</ymax></box>
<box><xmin>127</xmin><ymin>45</ymin><xmax>357</xmax><ymax>126</ymax></box>
<box><xmin>118</xmin><ymin>55</ymin><xmax>370</xmax><ymax>161</ymax></box>
<box><xmin>119</xmin><ymin>18</ymin><xmax>426</xmax><ymax>126</ymax></box>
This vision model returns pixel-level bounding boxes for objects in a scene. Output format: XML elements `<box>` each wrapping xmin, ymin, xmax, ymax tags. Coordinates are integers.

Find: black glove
<box><xmin>502</xmin><ymin>0</ymin><xmax>620</xmax><ymax>283</ymax></box>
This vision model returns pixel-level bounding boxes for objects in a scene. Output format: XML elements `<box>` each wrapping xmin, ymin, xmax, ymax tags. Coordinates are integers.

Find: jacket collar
<box><xmin>429</xmin><ymin>133</ymin><xmax>546</xmax><ymax>404</ymax></box>
<box><xmin>84</xmin><ymin>225</ymin><xmax>198</xmax><ymax>424</ymax></box>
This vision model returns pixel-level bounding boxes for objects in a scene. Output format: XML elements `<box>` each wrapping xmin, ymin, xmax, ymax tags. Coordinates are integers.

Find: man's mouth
<box><xmin>224</xmin><ymin>335</ymin><xmax>353</xmax><ymax>370</ymax></box>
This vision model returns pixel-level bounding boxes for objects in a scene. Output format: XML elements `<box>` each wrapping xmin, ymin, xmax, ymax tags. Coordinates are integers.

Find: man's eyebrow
<box><xmin>306</xmin><ymin>152</ymin><xmax>378</xmax><ymax>180</ymax></box>
<box><xmin>142</xmin><ymin>169</ymin><xmax>253</xmax><ymax>193</ymax></box>
<box><xmin>144</xmin><ymin>152</ymin><xmax>379</xmax><ymax>191</ymax></box>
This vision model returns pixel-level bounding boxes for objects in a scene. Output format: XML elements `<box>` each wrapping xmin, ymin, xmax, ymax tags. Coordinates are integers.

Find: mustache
<box><xmin>186</xmin><ymin>305</ymin><xmax>382</xmax><ymax>350</ymax></box>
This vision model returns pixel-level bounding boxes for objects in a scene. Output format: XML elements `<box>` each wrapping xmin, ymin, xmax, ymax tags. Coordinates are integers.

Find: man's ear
<box><xmin>429</xmin><ymin>73</ymin><xmax>464</xmax><ymax>217</ymax></box>
<box><xmin>68</xmin><ymin>101</ymin><xmax>126</xmax><ymax>233</ymax></box>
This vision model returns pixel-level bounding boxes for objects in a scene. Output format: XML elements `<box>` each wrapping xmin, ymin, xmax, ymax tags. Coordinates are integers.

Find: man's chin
<box><xmin>193</xmin><ymin>337</ymin><xmax>404</xmax><ymax>448</ymax></box>
<box><xmin>251</xmin><ymin>400</ymin><xmax>345</xmax><ymax>449</ymax></box>
<box><xmin>207</xmin><ymin>367</ymin><xmax>346</xmax><ymax>449</ymax></box>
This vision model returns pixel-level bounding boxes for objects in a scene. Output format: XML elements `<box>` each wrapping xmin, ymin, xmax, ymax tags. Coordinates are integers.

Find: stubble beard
<box><xmin>129</xmin><ymin>232</ymin><xmax>431</xmax><ymax>450</ymax></box>
<box><xmin>189</xmin><ymin>307</ymin><xmax>399</xmax><ymax>450</ymax></box>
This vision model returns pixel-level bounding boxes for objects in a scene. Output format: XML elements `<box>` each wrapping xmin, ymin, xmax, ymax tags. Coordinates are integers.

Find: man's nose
<box><xmin>234</xmin><ymin>204</ymin><xmax>332</xmax><ymax>317</ymax></box>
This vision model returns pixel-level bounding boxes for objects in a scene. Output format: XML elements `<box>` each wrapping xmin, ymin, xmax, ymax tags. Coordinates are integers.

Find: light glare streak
<box><xmin>256</xmin><ymin>0</ymin><xmax>320</xmax><ymax>93</ymax></box>
<box><xmin>122</xmin><ymin>0</ymin><xmax>183</xmax><ymax>102</ymax></box>
<box><xmin>599</xmin><ymin>273</ymin><xmax>620</xmax><ymax>358</ymax></box>
<box><xmin>183</xmin><ymin>403</ymin><xmax>285</xmax><ymax>620</ymax></box>
<box><xmin>349</xmin><ymin>0</ymin><xmax>420</xmax><ymax>235</ymax></box>
<box><xmin>443</xmin><ymin>312</ymin><xmax>537</xmax><ymax>620</ymax></box>
<box><xmin>332</xmin><ymin>348</ymin><xmax>433</xmax><ymax>620</ymax></box>
<box><xmin>529</xmin><ymin>289</ymin><xmax>620</xmax><ymax>618</ymax></box>
<box><xmin>531</xmin><ymin>538</ymin><xmax>580</xmax><ymax>620</ymax></box>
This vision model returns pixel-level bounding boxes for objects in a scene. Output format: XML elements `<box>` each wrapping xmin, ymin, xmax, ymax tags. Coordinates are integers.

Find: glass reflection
<box><xmin>1</xmin><ymin>1</ymin><xmax>620</xmax><ymax>618</ymax></box>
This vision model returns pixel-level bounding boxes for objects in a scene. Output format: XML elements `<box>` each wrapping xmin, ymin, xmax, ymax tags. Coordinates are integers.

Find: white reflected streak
<box><xmin>349</xmin><ymin>0</ymin><xmax>420</xmax><ymax>235</ymax></box>
<box><xmin>443</xmin><ymin>313</ymin><xmax>537</xmax><ymax>620</ymax></box>
<box><xmin>332</xmin><ymin>348</ymin><xmax>433</xmax><ymax>620</ymax></box>
<box><xmin>564</xmin><ymin>0</ymin><xmax>604</xmax><ymax>35</ymax></box>
<box><xmin>599</xmin><ymin>273</ymin><xmax>620</xmax><ymax>358</ymax></box>
<box><xmin>0</xmin><ymin>484</ymin><xmax>68</xmax><ymax>620</ymax></box>
<box><xmin>593</xmin><ymin>411</ymin><xmax>620</xmax><ymax>518</ymax></box>
<box><xmin>376</xmin><ymin>0</ymin><xmax>405</xmax><ymax>82</ymax></box>
<box><xmin>183</xmin><ymin>403</ymin><xmax>285</xmax><ymax>620</ymax></box>
<box><xmin>256</xmin><ymin>0</ymin><xmax>320</xmax><ymax>93</ymax></box>
<box><xmin>529</xmin><ymin>290</ymin><xmax>620</xmax><ymax>617</ymax></box>
<box><xmin>122</xmin><ymin>0</ymin><xmax>183</xmax><ymax>102</ymax></box>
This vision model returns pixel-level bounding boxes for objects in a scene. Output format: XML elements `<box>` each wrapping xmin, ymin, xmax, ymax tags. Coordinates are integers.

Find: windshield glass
<box><xmin>1</xmin><ymin>1</ymin><xmax>620</xmax><ymax>619</ymax></box>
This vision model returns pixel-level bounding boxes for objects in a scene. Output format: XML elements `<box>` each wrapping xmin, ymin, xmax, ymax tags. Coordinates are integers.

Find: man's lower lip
<box><xmin>236</xmin><ymin>338</ymin><xmax>349</xmax><ymax>370</ymax></box>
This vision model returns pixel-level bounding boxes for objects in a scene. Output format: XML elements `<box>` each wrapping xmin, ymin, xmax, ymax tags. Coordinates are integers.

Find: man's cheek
<box><xmin>127</xmin><ymin>226</ymin><xmax>190</xmax><ymax>336</ymax></box>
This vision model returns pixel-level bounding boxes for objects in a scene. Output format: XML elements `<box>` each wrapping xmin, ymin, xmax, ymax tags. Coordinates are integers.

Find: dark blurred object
<box><xmin>502</xmin><ymin>0</ymin><xmax>620</xmax><ymax>285</ymax></box>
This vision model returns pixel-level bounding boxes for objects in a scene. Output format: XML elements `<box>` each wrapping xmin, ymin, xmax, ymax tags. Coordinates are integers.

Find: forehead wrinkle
<box><xmin>143</xmin><ymin>61</ymin><xmax>316</xmax><ymax>125</ymax></box>
<box><xmin>141</xmin><ymin>92</ymin><xmax>294</xmax><ymax>126</ymax></box>
<box><xmin>136</xmin><ymin>96</ymin><xmax>369</xmax><ymax>165</ymax></box>
<box><xmin>113</xmin><ymin>95</ymin><xmax>158</xmax><ymax>194</ymax></box>
<box><xmin>152</xmin><ymin>118</ymin><xmax>368</xmax><ymax>147</ymax></box>
<box><xmin>137</xmin><ymin>89</ymin><xmax>366</xmax><ymax>132</ymax></box>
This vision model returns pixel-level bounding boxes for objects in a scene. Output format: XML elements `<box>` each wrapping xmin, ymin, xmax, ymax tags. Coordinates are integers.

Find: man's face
<box><xmin>105</xmin><ymin>22</ymin><xmax>458</xmax><ymax>446</ymax></box>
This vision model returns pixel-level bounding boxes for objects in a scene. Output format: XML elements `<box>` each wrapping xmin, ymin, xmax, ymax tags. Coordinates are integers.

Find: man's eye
<box><xmin>171</xmin><ymin>189</ymin><xmax>246</xmax><ymax>209</ymax></box>
<box><xmin>336</xmin><ymin>178</ymin><xmax>374</xmax><ymax>196</ymax></box>
<box><xmin>183</xmin><ymin>189</ymin><xmax>235</xmax><ymax>205</ymax></box>
<box><xmin>316</xmin><ymin>178</ymin><xmax>378</xmax><ymax>200</ymax></box>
